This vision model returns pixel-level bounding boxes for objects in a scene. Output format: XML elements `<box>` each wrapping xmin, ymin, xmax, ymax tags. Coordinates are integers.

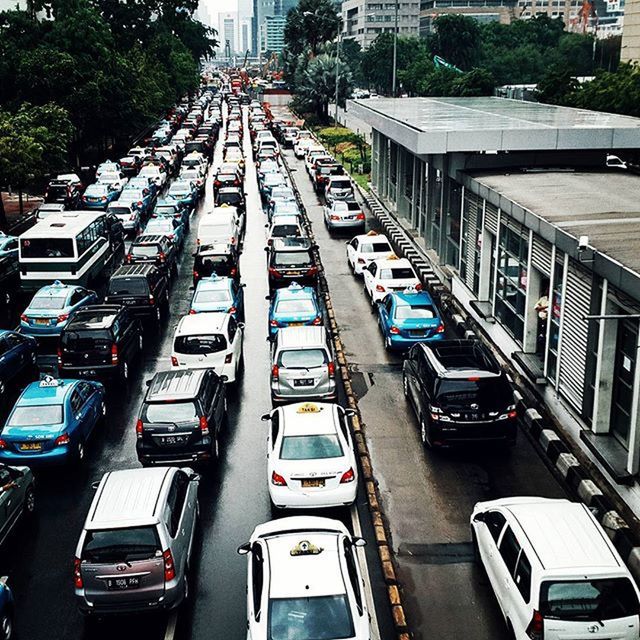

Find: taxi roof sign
<box><xmin>403</xmin><ymin>285</ymin><xmax>419</xmax><ymax>294</ymax></box>
<box><xmin>366</xmin><ymin>230</ymin><xmax>378</xmax><ymax>236</ymax></box>
<box><xmin>387</xmin><ymin>254</ymin><xmax>399</xmax><ymax>260</ymax></box>
<box><xmin>296</xmin><ymin>402</ymin><xmax>321</xmax><ymax>414</ymax></box>
<box><xmin>290</xmin><ymin>540</ymin><xmax>324</xmax><ymax>557</ymax></box>
<box><xmin>39</xmin><ymin>375</ymin><xmax>62</xmax><ymax>388</ymax></box>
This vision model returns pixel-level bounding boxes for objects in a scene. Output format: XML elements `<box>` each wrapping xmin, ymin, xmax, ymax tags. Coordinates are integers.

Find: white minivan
<box><xmin>471</xmin><ymin>497</ymin><xmax>640</xmax><ymax>640</ymax></box>
<box><xmin>171</xmin><ymin>312</ymin><xmax>244</xmax><ymax>384</ymax></box>
<box><xmin>197</xmin><ymin>209</ymin><xmax>241</xmax><ymax>248</ymax></box>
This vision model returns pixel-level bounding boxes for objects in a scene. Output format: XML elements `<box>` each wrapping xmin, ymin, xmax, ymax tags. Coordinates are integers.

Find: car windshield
<box><xmin>82</xmin><ymin>527</ymin><xmax>160</xmax><ymax>563</ymax></box>
<box><xmin>379</xmin><ymin>268</ymin><xmax>415</xmax><ymax>280</ymax></box>
<box><xmin>144</xmin><ymin>401</ymin><xmax>198</xmax><ymax>424</ymax></box>
<box><xmin>330</xmin><ymin>180</ymin><xmax>351</xmax><ymax>190</ymax></box>
<box><xmin>360</xmin><ymin>242</ymin><xmax>391</xmax><ymax>254</ymax></box>
<box><xmin>280</xmin><ymin>434</ymin><xmax>343</xmax><ymax>460</ymax></box>
<box><xmin>109</xmin><ymin>207</ymin><xmax>132</xmax><ymax>217</ymax></box>
<box><xmin>276</xmin><ymin>299</ymin><xmax>316</xmax><ymax>315</ymax></box>
<box><xmin>394</xmin><ymin>304</ymin><xmax>436</xmax><ymax>320</ymax></box>
<box><xmin>194</xmin><ymin>289</ymin><xmax>232</xmax><ymax>304</ymax></box>
<box><xmin>21</xmin><ymin>238</ymin><xmax>75</xmax><ymax>259</ymax></box>
<box><xmin>108</xmin><ymin>278</ymin><xmax>149</xmax><ymax>296</ymax></box>
<box><xmin>278</xmin><ymin>348</ymin><xmax>328</xmax><ymax>369</ymax></box>
<box><xmin>155</xmin><ymin>206</ymin><xmax>177</xmax><ymax>216</ymax></box>
<box><xmin>31</xmin><ymin>295</ymin><xmax>68</xmax><ymax>310</ymax></box>
<box><xmin>174</xmin><ymin>335</ymin><xmax>227</xmax><ymax>354</ymax></box>
<box><xmin>273</xmin><ymin>225</ymin><xmax>300</xmax><ymax>238</ymax></box>
<box><xmin>540</xmin><ymin>578</ymin><xmax>640</xmax><ymax>621</ymax></box>
<box><xmin>268</xmin><ymin>595</ymin><xmax>355</xmax><ymax>640</ymax></box>
<box><xmin>273</xmin><ymin>252</ymin><xmax>311</xmax><ymax>268</ymax></box>
<box><xmin>7</xmin><ymin>404</ymin><xmax>63</xmax><ymax>426</ymax></box>
<box><xmin>131</xmin><ymin>245</ymin><xmax>159</xmax><ymax>257</ymax></box>
<box><xmin>217</xmin><ymin>193</ymin><xmax>241</xmax><ymax>205</ymax></box>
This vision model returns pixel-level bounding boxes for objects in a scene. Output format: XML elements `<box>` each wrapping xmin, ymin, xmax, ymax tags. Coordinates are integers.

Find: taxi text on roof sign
<box><xmin>296</xmin><ymin>402</ymin><xmax>321</xmax><ymax>414</ymax></box>
<box><xmin>39</xmin><ymin>375</ymin><xmax>62</xmax><ymax>388</ymax></box>
<box><xmin>290</xmin><ymin>540</ymin><xmax>324</xmax><ymax>556</ymax></box>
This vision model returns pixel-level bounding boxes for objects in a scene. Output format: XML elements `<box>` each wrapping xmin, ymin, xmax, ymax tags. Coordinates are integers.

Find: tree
<box><xmin>431</xmin><ymin>14</ymin><xmax>482</xmax><ymax>71</ymax></box>
<box><xmin>284</xmin><ymin>0</ymin><xmax>340</xmax><ymax>56</ymax></box>
<box><xmin>399</xmin><ymin>55</ymin><xmax>434</xmax><ymax>95</ymax></box>
<box><xmin>536</xmin><ymin>65</ymin><xmax>579</xmax><ymax>105</ymax></box>
<box><xmin>451</xmin><ymin>68</ymin><xmax>495</xmax><ymax>96</ymax></box>
<box><xmin>296</xmin><ymin>54</ymin><xmax>353</xmax><ymax>120</ymax></box>
<box><xmin>572</xmin><ymin>64</ymin><xmax>640</xmax><ymax>117</ymax></box>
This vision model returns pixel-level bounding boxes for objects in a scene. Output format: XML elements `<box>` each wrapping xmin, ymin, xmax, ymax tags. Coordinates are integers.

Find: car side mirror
<box><xmin>91</xmin><ymin>480</ymin><xmax>101</xmax><ymax>490</ymax></box>
<box><xmin>237</xmin><ymin>542</ymin><xmax>251</xmax><ymax>555</ymax></box>
<box><xmin>261</xmin><ymin>412</ymin><xmax>272</xmax><ymax>421</ymax></box>
<box><xmin>263</xmin><ymin>247</ymin><xmax>269</xmax><ymax>252</ymax></box>
<box><xmin>472</xmin><ymin>512</ymin><xmax>486</xmax><ymax>524</ymax></box>
<box><xmin>240</xmin><ymin>283</ymin><xmax>246</xmax><ymax>288</ymax></box>
<box><xmin>345</xmin><ymin>408</ymin><xmax>357</xmax><ymax>417</ymax></box>
<box><xmin>192</xmin><ymin>252</ymin><xmax>197</xmax><ymax>257</ymax></box>
<box><xmin>265</xmin><ymin>294</ymin><xmax>271</xmax><ymax>300</ymax></box>
<box><xmin>238</xmin><ymin>322</ymin><xmax>245</xmax><ymax>330</ymax></box>
<box><xmin>145</xmin><ymin>379</ymin><xmax>152</xmax><ymax>386</ymax></box>
<box><xmin>353</xmin><ymin>537</ymin><xmax>367</xmax><ymax>547</ymax></box>
<box><xmin>188</xmin><ymin>470</ymin><xmax>201</xmax><ymax>482</ymax></box>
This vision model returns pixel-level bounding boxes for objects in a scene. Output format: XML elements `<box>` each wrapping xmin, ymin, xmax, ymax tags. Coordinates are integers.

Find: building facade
<box><xmin>419</xmin><ymin>0</ymin><xmax>516</xmax><ymax>35</ymax></box>
<box><xmin>349</xmin><ymin>96</ymin><xmax>640</xmax><ymax>486</ymax></box>
<box><xmin>622</xmin><ymin>0</ymin><xmax>640</xmax><ymax>60</ymax></box>
<box><xmin>260</xmin><ymin>14</ymin><xmax>287</xmax><ymax>53</ymax></box>
<box><xmin>342</xmin><ymin>0</ymin><xmax>420</xmax><ymax>48</ymax></box>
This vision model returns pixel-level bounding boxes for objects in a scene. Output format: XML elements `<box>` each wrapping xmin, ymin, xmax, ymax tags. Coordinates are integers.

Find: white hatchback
<box><xmin>237</xmin><ymin>516</ymin><xmax>370</xmax><ymax>640</ymax></box>
<box><xmin>171</xmin><ymin>312</ymin><xmax>244</xmax><ymax>383</ymax></box>
<box><xmin>363</xmin><ymin>255</ymin><xmax>421</xmax><ymax>304</ymax></box>
<box><xmin>262</xmin><ymin>402</ymin><xmax>358</xmax><ymax>510</ymax></box>
<box><xmin>346</xmin><ymin>232</ymin><xmax>393</xmax><ymax>275</ymax></box>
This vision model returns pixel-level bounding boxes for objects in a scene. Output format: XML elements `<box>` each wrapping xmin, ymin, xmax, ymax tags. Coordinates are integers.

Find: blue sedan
<box><xmin>144</xmin><ymin>217</ymin><xmax>185</xmax><ymax>250</ymax></box>
<box><xmin>0</xmin><ymin>234</ymin><xmax>18</xmax><ymax>261</ymax></box>
<box><xmin>126</xmin><ymin>176</ymin><xmax>157</xmax><ymax>198</ymax></box>
<box><xmin>166</xmin><ymin>179</ymin><xmax>198</xmax><ymax>210</ymax></box>
<box><xmin>0</xmin><ymin>330</ymin><xmax>37</xmax><ymax>400</ymax></box>
<box><xmin>118</xmin><ymin>188</ymin><xmax>154</xmax><ymax>216</ymax></box>
<box><xmin>20</xmin><ymin>281</ymin><xmax>98</xmax><ymax>337</ymax></box>
<box><xmin>0</xmin><ymin>376</ymin><xmax>105</xmax><ymax>465</ymax></box>
<box><xmin>377</xmin><ymin>288</ymin><xmax>444</xmax><ymax>350</ymax></box>
<box><xmin>268</xmin><ymin>282</ymin><xmax>322</xmax><ymax>336</ymax></box>
<box><xmin>190</xmin><ymin>274</ymin><xmax>245</xmax><ymax>321</ymax></box>
<box><xmin>81</xmin><ymin>183</ymin><xmax>119</xmax><ymax>209</ymax></box>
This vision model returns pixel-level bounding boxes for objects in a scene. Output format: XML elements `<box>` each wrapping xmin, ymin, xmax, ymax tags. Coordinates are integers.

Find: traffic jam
<box><xmin>0</xmin><ymin>67</ymin><xmax>637</xmax><ymax>640</ymax></box>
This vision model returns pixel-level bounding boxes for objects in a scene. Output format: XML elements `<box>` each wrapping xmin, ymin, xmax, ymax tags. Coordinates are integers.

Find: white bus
<box><xmin>19</xmin><ymin>212</ymin><xmax>124</xmax><ymax>292</ymax></box>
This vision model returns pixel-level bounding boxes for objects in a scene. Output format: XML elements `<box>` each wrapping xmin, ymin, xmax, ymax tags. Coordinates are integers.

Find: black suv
<box><xmin>44</xmin><ymin>178</ymin><xmax>82</xmax><ymax>208</ymax></box>
<box><xmin>105</xmin><ymin>264</ymin><xmax>169</xmax><ymax>326</ymax></box>
<box><xmin>266</xmin><ymin>238</ymin><xmax>317</xmax><ymax>289</ymax></box>
<box><xmin>402</xmin><ymin>339</ymin><xmax>517</xmax><ymax>449</ymax></box>
<box><xmin>126</xmin><ymin>234</ymin><xmax>177</xmax><ymax>277</ymax></box>
<box><xmin>193</xmin><ymin>243</ymin><xmax>240</xmax><ymax>285</ymax></box>
<box><xmin>136</xmin><ymin>368</ymin><xmax>227</xmax><ymax>466</ymax></box>
<box><xmin>58</xmin><ymin>305</ymin><xmax>143</xmax><ymax>384</ymax></box>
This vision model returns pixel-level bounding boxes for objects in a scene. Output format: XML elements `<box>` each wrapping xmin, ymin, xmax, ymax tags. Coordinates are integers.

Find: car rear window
<box><xmin>109</xmin><ymin>207</ymin><xmax>132</xmax><ymax>217</ymax></box>
<box><xmin>275</xmin><ymin>299</ymin><xmax>316</xmax><ymax>315</ymax></box>
<box><xmin>278</xmin><ymin>348</ymin><xmax>328</xmax><ymax>368</ymax></box>
<box><xmin>280</xmin><ymin>434</ymin><xmax>343</xmax><ymax>460</ymax></box>
<box><xmin>540</xmin><ymin>578</ymin><xmax>640</xmax><ymax>621</ymax></box>
<box><xmin>144</xmin><ymin>401</ymin><xmax>198</xmax><ymax>424</ymax></box>
<box><xmin>31</xmin><ymin>295</ymin><xmax>67</xmax><ymax>310</ymax></box>
<box><xmin>155</xmin><ymin>206</ymin><xmax>178</xmax><ymax>216</ymax></box>
<box><xmin>217</xmin><ymin>193</ymin><xmax>242</xmax><ymax>205</ymax></box>
<box><xmin>394</xmin><ymin>304</ymin><xmax>436</xmax><ymax>319</ymax></box>
<box><xmin>380</xmin><ymin>268</ymin><xmax>415</xmax><ymax>280</ymax></box>
<box><xmin>330</xmin><ymin>180</ymin><xmax>351</xmax><ymax>189</ymax></box>
<box><xmin>269</xmin><ymin>595</ymin><xmax>354</xmax><ymax>639</ymax></box>
<box><xmin>81</xmin><ymin>527</ymin><xmax>161</xmax><ymax>563</ymax></box>
<box><xmin>46</xmin><ymin>186</ymin><xmax>69</xmax><ymax>200</ymax></box>
<box><xmin>194</xmin><ymin>289</ymin><xmax>232</xmax><ymax>304</ymax></box>
<box><xmin>272</xmin><ymin>225</ymin><xmax>300</xmax><ymax>238</ymax></box>
<box><xmin>273</xmin><ymin>252</ymin><xmax>312</xmax><ymax>268</ymax></box>
<box><xmin>7</xmin><ymin>405</ymin><xmax>63</xmax><ymax>426</ymax></box>
<box><xmin>108</xmin><ymin>278</ymin><xmax>149</xmax><ymax>296</ymax></box>
<box><xmin>62</xmin><ymin>329</ymin><xmax>112</xmax><ymax>352</ymax></box>
<box><xmin>360</xmin><ymin>242</ymin><xmax>391</xmax><ymax>254</ymax></box>
<box><xmin>436</xmin><ymin>377</ymin><xmax>512</xmax><ymax>410</ymax></box>
<box><xmin>174</xmin><ymin>335</ymin><xmax>227</xmax><ymax>354</ymax></box>
<box><xmin>131</xmin><ymin>245</ymin><xmax>160</xmax><ymax>257</ymax></box>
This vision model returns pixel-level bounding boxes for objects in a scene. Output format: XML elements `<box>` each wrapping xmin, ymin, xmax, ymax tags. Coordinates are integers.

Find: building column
<box><xmin>523</xmin><ymin>232</ymin><xmax>542</xmax><ymax>354</ymax></box>
<box><xmin>626</xmin><ymin>327</ymin><xmax>640</xmax><ymax>475</ymax></box>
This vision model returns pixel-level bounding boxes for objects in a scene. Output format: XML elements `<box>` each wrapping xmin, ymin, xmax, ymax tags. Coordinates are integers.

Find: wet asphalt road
<box><xmin>0</xmin><ymin>109</ymin><xmax>391</xmax><ymax>640</ymax></box>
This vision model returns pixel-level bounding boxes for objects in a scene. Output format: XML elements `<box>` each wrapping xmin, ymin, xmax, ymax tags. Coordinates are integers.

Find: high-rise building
<box><xmin>342</xmin><ymin>0</ymin><xmax>420</xmax><ymax>49</ymax></box>
<box><xmin>260</xmin><ymin>14</ymin><xmax>287</xmax><ymax>52</ymax></box>
<box><xmin>622</xmin><ymin>0</ymin><xmax>639</xmax><ymax>59</ymax></box>
<box><xmin>255</xmin><ymin>0</ymin><xmax>298</xmax><ymax>55</ymax></box>
<box><xmin>218</xmin><ymin>11</ymin><xmax>239</xmax><ymax>54</ymax></box>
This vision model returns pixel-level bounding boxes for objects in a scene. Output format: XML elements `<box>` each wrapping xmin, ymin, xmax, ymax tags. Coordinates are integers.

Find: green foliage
<box><xmin>572</xmin><ymin>63</ymin><xmax>640</xmax><ymax>117</ymax></box>
<box><xmin>316</xmin><ymin>126</ymin><xmax>363</xmax><ymax>148</ymax></box>
<box><xmin>536</xmin><ymin>65</ymin><xmax>580</xmax><ymax>105</ymax></box>
<box><xmin>431</xmin><ymin>14</ymin><xmax>482</xmax><ymax>71</ymax></box>
<box><xmin>284</xmin><ymin>0</ymin><xmax>340</xmax><ymax>56</ymax></box>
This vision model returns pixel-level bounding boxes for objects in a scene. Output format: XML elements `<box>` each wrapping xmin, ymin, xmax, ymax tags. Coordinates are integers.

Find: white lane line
<box><xmin>164</xmin><ymin>610</ymin><xmax>179</xmax><ymax>640</ymax></box>
<box><xmin>351</xmin><ymin>504</ymin><xmax>381</xmax><ymax>640</ymax></box>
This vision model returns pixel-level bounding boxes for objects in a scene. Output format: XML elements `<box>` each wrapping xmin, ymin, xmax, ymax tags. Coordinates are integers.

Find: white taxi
<box><xmin>262</xmin><ymin>402</ymin><xmax>358</xmax><ymax>510</ymax></box>
<box><xmin>346</xmin><ymin>231</ymin><xmax>393</xmax><ymax>276</ymax></box>
<box><xmin>237</xmin><ymin>516</ymin><xmax>370</xmax><ymax>640</ymax></box>
<box><xmin>363</xmin><ymin>254</ymin><xmax>421</xmax><ymax>304</ymax></box>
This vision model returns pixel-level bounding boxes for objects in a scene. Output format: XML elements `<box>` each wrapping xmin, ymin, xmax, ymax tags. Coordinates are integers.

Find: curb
<box><xmin>279</xmin><ymin>150</ymin><xmax>411</xmax><ymax>638</ymax></box>
<box><xmin>358</xmin><ymin>185</ymin><xmax>640</xmax><ymax>586</ymax></box>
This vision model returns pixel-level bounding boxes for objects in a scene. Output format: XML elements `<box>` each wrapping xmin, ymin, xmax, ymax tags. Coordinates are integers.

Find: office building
<box><xmin>622</xmin><ymin>0</ymin><xmax>640</xmax><ymax>60</ymax></box>
<box><xmin>260</xmin><ymin>14</ymin><xmax>287</xmax><ymax>53</ymax></box>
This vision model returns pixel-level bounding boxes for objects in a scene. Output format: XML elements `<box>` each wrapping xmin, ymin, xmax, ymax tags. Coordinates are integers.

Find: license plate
<box><xmin>19</xmin><ymin>442</ymin><xmax>42</xmax><ymax>451</ymax></box>
<box><xmin>160</xmin><ymin>435</ymin><xmax>188</xmax><ymax>446</ymax></box>
<box><xmin>294</xmin><ymin>378</ymin><xmax>314</xmax><ymax>387</ymax></box>
<box><xmin>79</xmin><ymin>369</ymin><xmax>97</xmax><ymax>377</ymax></box>
<box><xmin>106</xmin><ymin>576</ymin><xmax>141</xmax><ymax>590</ymax></box>
<box><xmin>288</xmin><ymin>322</ymin><xmax>304</xmax><ymax>327</ymax></box>
<box><xmin>122</xmin><ymin>299</ymin><xmax>136</xmax><ymax>305</ymax></box>
<box><xmin>409</xmin><ymin>330</ymin><xmax>426</xmax><ymax>337</ymax></box>
<box><xmin>344</xmin><ymin>215</ymin><xmax>355</xmax><ymax>220</ymax></box>
<box><xmin>302</xmin><ymin>478</ymin><xmax>325</xmax><ymax>488</ymax></box>
<box><xmin>287</xmin><ymin>271</ymin><xmax>303</xmax><ymax>276</ymax></box>
<box><xmin>35</xmin><ymin>318</ymin><xmax>49</xmax><ymax>325</ymax></box>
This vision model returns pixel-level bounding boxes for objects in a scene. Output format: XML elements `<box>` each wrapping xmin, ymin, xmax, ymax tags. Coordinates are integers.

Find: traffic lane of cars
<box><xmin>280</xmin><ymin>146</ymin><xmax>567</xmax><ymax>640</ymax></box>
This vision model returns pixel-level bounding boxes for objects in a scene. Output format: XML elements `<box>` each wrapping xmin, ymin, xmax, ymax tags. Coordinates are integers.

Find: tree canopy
<box><xmin>284</xmin><ymin>0</ymin><xmax>340</xmax><ymax>56</ymax></box>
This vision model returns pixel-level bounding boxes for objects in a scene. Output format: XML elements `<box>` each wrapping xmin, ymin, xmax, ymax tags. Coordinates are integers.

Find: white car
<box><xmin>237</xmin><ymin>516</ymin><xmax>371</xmax><ymax>640</ymax></box>
<box><xmin>107</xmin><ymin>202</ymin><xmax>140</xmax><ymax>234</ymax></box>
<box><xmin>363</xmin><ymin>255</ymin><xmax>421</xmax><ymax>304</ymax></box>
<box><xmin>139</xmin><ymin>165</ymin><xmax>167</xmax><ymax>188</ymax></box>
<box><xmin>346</xmin><ymin>232</ymin><xmax>393</xmax><ymax>275</ymax></box>
<box><xmin>198</xmin><ymin>208</ymin><xmax>241</xmax><ymax>247</ymax></box>
<box><xmin>304</xmin><ymin>148</ymin><xmax>330</xmax><ymax>176</ymax></box>
<box><xmin>180</xmin><ymin>167</ymin><xmax>205</xmax><ymax>191</ymax></box>
<box><xmin>267</xmin><ymin>214</ymin><xmax>305</xmax><ymax>246</ymax></box>
<box><xmin>294</xmin><ymin>137</ymin><xmax>314</xmax><ymax>159</ymax></box>
<box><xmin>262</xmin><ymin>402</ymin><xmax>358</xmax><ymax>510</ymax></box>
<box><xmin>97</xmin><ymin>171</ymin><xmax>128</xmax><ymax>191</ymax></box>
<box><xmin>171</xmin><ymin>312</ymin><xmax>244</xmax><ymax>383</ymax></box>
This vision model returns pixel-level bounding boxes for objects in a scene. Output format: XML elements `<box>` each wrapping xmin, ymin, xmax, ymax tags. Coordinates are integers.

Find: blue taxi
<box><xmin>268</xmin><ymin>282</ymin><xmax>322</xmax><ymax>336</ymax></box>
<box><xmin>0</xmin><ymin>577</ymin><xmax>14</xmax><ymax>638</ymax></box>
<box><xmin>189</xmin><ymin>273</ymin><xmax>245</xmax><ymax>321</ymax></box>
<box><xmin>166</xmin><ymin>179</ymin><xmax>199</xmax><ymax>211</ymax></box>
<box><xmin>20</xmin><ymin>281</ymin><xmax>98</xmax><ymax>337</ymax></box>
<box><xmin>377</xmin><ymin>288</ymin><xmax>444</xmax><ymax>350</ymax></box>
<box><xmin>0</xmin><ymin>376</ymin><xmax>105</xmax><ymax>465</ymax></box>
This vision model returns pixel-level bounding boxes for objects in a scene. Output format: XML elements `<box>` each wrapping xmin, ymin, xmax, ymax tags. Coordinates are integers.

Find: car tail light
<box><xmin>0</xmin><ymin>439</ymin><xmax>7</xmax><ymax>450</ymax></box>
<box><xmin>270</xmin><ymin>319</ymin><xmax>279</xmax><ymax>327</ymax></box>
<box><xmin>214</xmin><ymin>179</ymin><xmax>221</xmax><ymax>187</ymax></box>
<box><xmin>357</xmin><ymin>258</ymin><xmax>365</xmax><ymax>264</ymax></box>
<box><xmin>389</xmin><ymin>326</ymin><xmax>400</xmax><ymax>334</ymax></box>
<box><xmin>330</xmin><ymin>215</ymin><xmax>340</xmax><ymax>221</ymax></box>
<box><xmin>193</xmin><ymin>270</ymin><xmax>199</xmax><ymax>279</ymax></box>
<box><xmin>228</xmin><ymin>306</ymin><xmax>236</xmax><ymax>314</ymax></box>
<box><xmin>20</xmin><ymin>314</ymin><xmax>27</xmax><ymax>323</ymax></box>
<box><xmin>111</xmin><ymin>343</ymin><xmax>118</xmax><ymax>365</ymax></box>
<box><xmin>56</xmin><ymin>313</ymin><xmax>69</xmax><ymax>324</ymax></box>
<box><xmin>230</xmin><ymin>237</ymin><xmax>236</xmax><ymax>245</ymax></box>
<box><xmin>137</xmin><ymin>201</ymin><xmax>142</xmax><ymax>207</ymax></box>
<box><xmin>57</xmin><ymin>346</ymin><xmax>63</xmax><ymax>367</ymax></box>
<box><xmin>525</xmin><ymin>610</ymin><xmax>544</xmax><ymax>640</ymax></box>
<box><xmin>306</xmin><ymin>266</ymin><xmax>318</xmax><ymax>277</ymax></box>
<box><xmin>508</xmin><ymin>410</ymin><xmax>518</xmax><ymax>419</ymax></box>
<box><xmin>159</xmin><ymin>252</ymin><xmax>166</xmax><ymax>262</ymax></box>
<box><xmin>234</xmin><ymin>179</ymin><xmax>239</xmax><ymax>186</ymax></box>
<box><xmin>224</xmin><ymin>353</ymin><xmax>233</xmax><ymax>364</ymax></box>
<box><xmin>340</xmin><ymin>467</ymin><xmax>355</xmax><ymax>483</ymax></box>
<box><xmin>189</xmin><ymin>309</ymin><xmax>197</xmax><ymax>315</ymax></box>
<box><xmin>101</xmin><ymin>196</ymin><xmax>107</xmax><ymax>201</ymax></box>
<box><xmin>376</xmin><ymin>284</ymin><xmax>386</xmax><ymax>292</ymax></box>
<box><xmin>129</xmin><ymin>213</ymin><xmax>137</xmax><ymax>220</ymax></box>
<box><xmin>271</xmin><ymin>364</ymin><xmax>279</xmax><ymax>381</ymax></box>
<box><xmin>171</xmin><ymin>355</ymin><xmax>178</xmax><ymax>366</ymax></box>
<box><xmin>148</xmin><ymin>294</ymin><xmax>155</xmax><ymax>305</ymax></box>
<box><xmin>356</xmin><ymin>213</ymin><xmax>365</xmax><ymax>220</ymax></box>
<box><xmin>328</xmin><ymin>362</ymin><xmax>336</xmax><ymax>378</ymax></box>
<box><xmin>230</xmin><ymin>267</ymin><xmax>237</xmax><ymax>276</ymax></box>
<box><xmin>269</xmin><ymin>268</ymin><xmax>282</xmax><ymax>278</ymax></box>
<box><xmin>126</xmin><ymin>254</ymin><xmax>132</xmax><ymax>263</ymax></box>
<box><xmin>55</xmin><ymin>433</ymin><xmax>70</xmax><ymax>446</ymax></box>
<box><xmin>136</xmin><ymin>419</ymin><xmax>143</xmax><ymax>438</ymax></box>
<box><xmin>271</xmin><ymin>471</ymin><xmax>287</xmax><ymax>486</ymax></box>
<box><xmin>199</xmin><ymin>415</ymin><xmax>209</xmax><ymax>436</ymax></box>
<box><xmin>74</xmin><ymin>558</ymin><xmax>83</xmax><ymax>589</ymax></box>
<box><xmin>163</xmin><ymin>549</ymin><xmax>176</xmax><ymax>582</ymax></box>
<box><xmin>167</xmin><ymin>234</ymin><xmax>174</xmax><ymax>241</ymax></box>
<box><xmin>415</xmin><ymin>282</ymin><xmax>423</xmax><ymax>291</ymax></box>
<box><xmin>312</xmin><ymin>316</ymin><xmax>322</xmax><ymax>325</ymax></box>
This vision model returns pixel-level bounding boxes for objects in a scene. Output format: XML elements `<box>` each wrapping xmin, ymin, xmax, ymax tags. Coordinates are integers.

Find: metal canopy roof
<box><xmin>348</xmin><ymin>97</ymin><xmax>640</xmax><ymax>154</ymax></box>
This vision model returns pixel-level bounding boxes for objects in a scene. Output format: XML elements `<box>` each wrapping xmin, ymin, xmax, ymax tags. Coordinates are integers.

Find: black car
<box><xmin>105</xmin><ymin>264</ymin><xmax>169</xmax><ymax>326</ymax></box>
<box><xmin>0</xmin><ymin>330</ymin><xmax>37</xmax><ymax>406</ymax></box>
<box><xmin>58</xmin><ymin>305</ymin><xmax>143</xmax><ymax>384</ymax></box>
<box><xmin>44</xmin><ymin>178</ymin><xmax>82</xmax><ymax>208</ymax></box>
<box><xmin>193</xmin><ymin>243</ymin><xmax>240</xmax><ymax>285</ymax></box>
<box><xmin>402</xmin><ymin>339</ymin><xmax>517</xmax><ymax>449</ymax></box>
<box><xmin>136</xmin><ymin>368</ymin><xmax>227</xmax><ymax>466</ymax></box>
<box><xmin>215</xmin><ymin>187</ymin><xmax>246</xmax><ymax>215</ymax></box>
<box><xmin>213</xmin><ymin>168</ymin><xmax>242</xmax><ymax>192</ymax></box>
<box><xmin>266</xmin><ymin>238</ymin><xmax>318</xmax><ymax>289</ymax></box>
<box><xmin>126</xmin><ymin>234</ymin><xmax>178</xmax><ymax>277</ymax></box>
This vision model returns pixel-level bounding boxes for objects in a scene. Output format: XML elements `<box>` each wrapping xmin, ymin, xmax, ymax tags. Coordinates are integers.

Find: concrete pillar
<box><xmin>523</xmin><ymin>234</ymin><xmax>542</xmax><ymax>354</ymax></box>
<box><xmin>626</xmin><ymin>326</ymin><xmax>640</xmax><ymax>475</ymax></box>
<box><xmin>478</xmin><ymin>217</ymin><xmax>492</xmax><ymax>302</ymax></box>
<box><xmin>371</xmin><ymin>130</ymin><xmax>379</xmax><ymax>191</ymax></box>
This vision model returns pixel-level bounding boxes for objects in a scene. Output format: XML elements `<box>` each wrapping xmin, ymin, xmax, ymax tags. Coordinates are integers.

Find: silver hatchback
<box><xmin>271</xmin><ymin>326</ymin><xmax>337</xmax><ymax>404</ymax></box>
<box><xmin>74</xmin><ymin>466</ymin><xmax>199</xmax><ymax>616</ymax></box>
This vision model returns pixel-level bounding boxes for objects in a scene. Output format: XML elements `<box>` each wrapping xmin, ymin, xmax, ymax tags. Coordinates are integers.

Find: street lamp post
<box><xmin>391</xmin><ymin>0</ymin><xmax>398</xmax><ymax>96</ymax></box>
<box><xmin>335</xmin><ymin>31</ymin><xmax>341</xmax><ymax>123</ymax></box>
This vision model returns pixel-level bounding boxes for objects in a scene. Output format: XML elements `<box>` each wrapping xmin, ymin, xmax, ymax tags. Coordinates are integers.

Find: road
<box><xmin>278</xmin><ymin>141</ymin><xmax>567</xmax><ymax>640</ymax></box>
<box><xmin>0</xmin><ymin>106</ymin><xmax>392</xmax><ymax>640</ymax></box>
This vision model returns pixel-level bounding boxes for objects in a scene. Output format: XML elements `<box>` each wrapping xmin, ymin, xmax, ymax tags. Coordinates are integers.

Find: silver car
<box><xmin>325</xmin><ymin>176</ymin><xmax>355</xmax><ymax>205</ymax></box>
<box><xmin>74</xmin><ymin>466</ymin><xmax>199</xmax><ymax>616</ymax></box>
<box><xmin>270</xmin><ymin>326</ymin><xmax>337</xmax><ymax>405</ymax></box>
<box><xmin>323</xmin><ymin>199</ymin><xmax>365</xmax><ymax>231</ymax></box>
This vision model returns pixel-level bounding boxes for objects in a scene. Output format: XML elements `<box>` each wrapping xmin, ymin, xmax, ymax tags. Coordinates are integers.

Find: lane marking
<box><xmin>164</xmin><ymin>610</ymin><xmax>178</xmax><ymax>640</ymax></box>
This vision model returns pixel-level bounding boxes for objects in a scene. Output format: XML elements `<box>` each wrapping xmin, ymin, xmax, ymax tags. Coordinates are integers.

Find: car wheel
<box><xmin>420</xmin><ymin>416</ymin><xmax>432</xmax><ymax>450</ymax></box>
<box><xmin>76</xmin><ymin>441</ymin><xmax>85</xmax><ymax>463</ymax></box>
<box><xmin>212</xmin><ymin>435</ymin><xmax>219</xmax><ymax>460</ymax></box>
<box><xmin>23</xmin><ymin>486</ymin><xmax>35</xmax><ymax>517</ymax></box>
<box><xmin>385</xmin><ymin>336</ymin><xmax>392</xmax><ymax>351</ymax></box>
<box><xmin>0</xmin><ymin>381</ymin><xmax>4</xmax><ymax>398</ymax></box>
<box><xmin>0</xmin><ymin>611</ymin><xmax>13</xmax><ymax>640</ymax></box>
<box><xmin>138</xmin><ymin>334</ymin><xmax>143</xmax><ymax>352</ymax></box>
<box><xmin>402</xmin><ymin>373</ymin><xmax>409</xmax><ymax>398</ymax></box>
<box><xmin>121</xmin><ymin>361</ymin><xmax>129</xmax><ymax>384</ymax></box>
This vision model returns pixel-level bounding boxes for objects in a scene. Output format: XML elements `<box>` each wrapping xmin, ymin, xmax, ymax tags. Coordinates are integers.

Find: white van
<box><xmin>197</xmin><ymin>209</ymin><xmax>240</xmax><ymax>248</ymax></box>
<box><xmin>171</xmin><ymin>312</ymin><xmax>244</xmax><ymax>384</ymax></box>
<box><xmin>471</xmin><ymin>497</ymin><xmax>640</xmax><ymax>640</ymax></box>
